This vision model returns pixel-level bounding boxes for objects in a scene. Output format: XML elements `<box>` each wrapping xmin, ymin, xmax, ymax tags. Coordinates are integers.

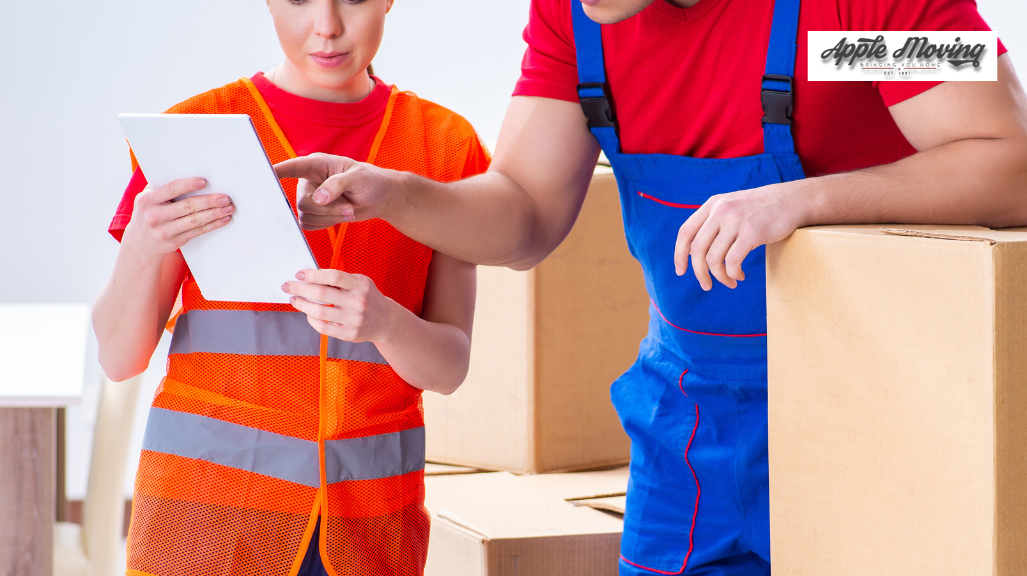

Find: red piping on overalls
<box><xmin>651</xmin><ymin>299</ymin><xmax>768</xmax><ymax>338</ymax></box>
<box><xmin>620</xmin><ymin>380</ymin><xmax>701</xmax><ymax>575</ymax></box>
<box><xmin>637</xmin><ymin>191</ymin><xmax>702</xmax><ymax>209</ymax></box>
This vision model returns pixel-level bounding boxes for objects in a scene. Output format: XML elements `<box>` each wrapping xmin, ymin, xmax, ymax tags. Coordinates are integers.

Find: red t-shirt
<box><xmin>514</xmin><ymin>0</ymin><xmax>1006</xmax><ymax>176</ymax></box>
<box><xmin>110</xmin><ymin>73</ymin><xmax>482</xmax><ymax>239</ymax></box>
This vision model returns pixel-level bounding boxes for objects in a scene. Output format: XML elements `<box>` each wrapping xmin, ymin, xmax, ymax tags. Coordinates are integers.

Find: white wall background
<box><xmin>0</xmin><ymin>0</ymin><xmax>1022</xmax><ymax>500</ymax></box>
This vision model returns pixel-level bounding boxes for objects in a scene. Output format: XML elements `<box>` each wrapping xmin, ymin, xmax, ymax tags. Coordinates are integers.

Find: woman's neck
<box><xmin>267</xmin><ymin>61</ymin><xmax>374</xmax><ymax>104</ymax></box>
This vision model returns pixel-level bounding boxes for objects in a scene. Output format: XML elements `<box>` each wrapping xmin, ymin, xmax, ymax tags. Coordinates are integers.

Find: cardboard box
<box><xmin>423</xmin><ymin>167</ymin><xmax>646</xmax><ymax>472</ymax></box>
<box><xmin>539</xmin><ymin>466</ymin><xmax>629</xmax><ymax>515</ymax></box>
<box><xmin>766</xmin><ymin>225</ymin><xmax>1027</xmax><ymax>575</ymax></box>
<box><xmin>424</xmin><ymin>462</ymin><xmax>484</xmax><ymax>476</ymax></box>
<box><xmin>512</xmin><ymin>466</ymin><xmax>629</xmax><ymax>502</ymax></box>
<box><xmin>423</xmin><ymin>468</ymin><xmax>628</xmax><ymax>576</ymax></box>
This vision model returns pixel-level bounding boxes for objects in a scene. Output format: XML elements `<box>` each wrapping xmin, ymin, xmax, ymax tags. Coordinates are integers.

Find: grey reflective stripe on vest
<box><xmin>325</xmin><ymin>427</ymin><xmax>426</xmax><ymax>482</ymax></box>
<box><xmin>170</xmin><ymin>309</ymin><xmax>388</xmax><ymax>364</ymax></box>
<box><xmin>142</xmin><ymin>407</ymin><xmax>425</xmax><ymax>486</ymax></box>
<box><xmin>142</xmin><ymin>407</ymin><xmax>321</xmax><ymax>487</ymax></box>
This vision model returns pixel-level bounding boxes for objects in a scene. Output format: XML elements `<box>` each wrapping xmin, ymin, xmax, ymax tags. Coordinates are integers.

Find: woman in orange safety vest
<box><xmin>92</xmin><ymin>1</ymin><xmax>490</xmax><ymax>575</ymax></box>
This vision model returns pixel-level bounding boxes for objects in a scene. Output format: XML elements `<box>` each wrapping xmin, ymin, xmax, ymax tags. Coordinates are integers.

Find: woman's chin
<box><xmin>302</xmin><ymin>68</ymin><xmax>372</xmax><ymax>100</ymax></box>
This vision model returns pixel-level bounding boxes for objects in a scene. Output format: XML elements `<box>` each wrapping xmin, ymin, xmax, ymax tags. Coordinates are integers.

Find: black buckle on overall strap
<box><xmin>761</xmin><ymin>74</ymin><xmax>794</xmax><ymax>126</ymax></box>
<box><xmin>577</xmin><ymin>82</ymin><xmax>617</xmax><ymax>129</ymax></box>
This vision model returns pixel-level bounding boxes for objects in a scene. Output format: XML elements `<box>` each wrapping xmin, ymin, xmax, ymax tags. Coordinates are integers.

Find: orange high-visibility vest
<box><xmin>126</xmin><ymin>78</ymin><xmax>487</xmax><ymax>576</ymax></box>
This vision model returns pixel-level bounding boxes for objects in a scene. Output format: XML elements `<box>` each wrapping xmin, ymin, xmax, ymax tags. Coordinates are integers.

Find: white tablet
<box><xmin>119</xmin><ymin>113</ymin><xmax>318</xmax><ymax>304</ymax></box>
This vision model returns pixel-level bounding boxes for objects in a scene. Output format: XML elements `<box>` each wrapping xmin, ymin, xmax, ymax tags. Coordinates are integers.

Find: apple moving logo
<box><xmin>820</xmin><ymin>35</ymin><xmax>987</xmax><ymax>69</ymax></box>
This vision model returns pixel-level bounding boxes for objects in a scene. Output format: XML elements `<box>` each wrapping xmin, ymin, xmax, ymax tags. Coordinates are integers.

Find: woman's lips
<box><xmin>311</xmin><ymin>51</ymin><xmax>349</xmax><ymax>68</ymax></box>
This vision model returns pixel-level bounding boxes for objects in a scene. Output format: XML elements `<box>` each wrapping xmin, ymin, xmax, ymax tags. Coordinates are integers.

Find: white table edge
<box><xmin>0</xmin><ymin>397</ymin><xmax>82</xmax><ymax>408</ymax></box>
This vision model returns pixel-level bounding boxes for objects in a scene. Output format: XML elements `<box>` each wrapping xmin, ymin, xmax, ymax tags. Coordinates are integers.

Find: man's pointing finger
<box><xmin>273</xmin><ymin>156</ymin><xmax>317</xmax><ymax>181</ymax></box>
<box><xmin>275</xmin><ymin>153</ymin><xmax>355</xmax><ymax>184</ymax></box>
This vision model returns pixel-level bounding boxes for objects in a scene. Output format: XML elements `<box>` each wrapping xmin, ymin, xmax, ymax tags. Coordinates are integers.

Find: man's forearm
<box><xmin>801</xmin><ymin>136</ymin><xmax>1027</xmax><ymax>229</ymax></box>
<box><xmin>377</xmin><ymin>96</ymin><xmax>600</xmax><ymax>269</ymax></box>
<box><xmin>383</xmin><ymin>169</ymin><xmax>563</xmax><ymax>269</ymax></box>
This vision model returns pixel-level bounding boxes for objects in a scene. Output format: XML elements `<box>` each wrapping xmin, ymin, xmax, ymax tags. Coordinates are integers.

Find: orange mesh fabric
<box><xmin>128</xmin><ymin>452</ymin><xmax>315</xmax><ymax>576</ymax></box>
<box><xmin>127</xmin><ymin>78</ymin><xmax>489</xmax><ymax>576</ymax></box>
<box><xmin>322</xmin><ymin>358</ymin><xmax>423</xmax><ymax>440</ymax></box>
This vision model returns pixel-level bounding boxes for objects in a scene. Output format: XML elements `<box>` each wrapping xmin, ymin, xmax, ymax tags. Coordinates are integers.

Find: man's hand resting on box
<box><xmin>673</xmin><ymin>182</ymin><xmax>810</xmax><ymax>291</ymax></box>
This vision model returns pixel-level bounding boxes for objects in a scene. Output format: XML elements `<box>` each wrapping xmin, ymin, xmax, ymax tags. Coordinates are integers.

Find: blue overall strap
<box><xmin>761</xmin><ymin>0</ymin><xmax>801</xmax><ymax>157</ymax></box>
<box><xmin>571</xmin><ymin>0</ymin><xmax>620</xmax><ymax>155</ymax></box>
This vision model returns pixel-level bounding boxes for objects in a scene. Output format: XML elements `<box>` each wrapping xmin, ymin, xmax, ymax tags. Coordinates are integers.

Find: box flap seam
<box><xmin>880</xmin><ymin>228</ymin><xmax>998</xmax><ymax>245</ymax></box>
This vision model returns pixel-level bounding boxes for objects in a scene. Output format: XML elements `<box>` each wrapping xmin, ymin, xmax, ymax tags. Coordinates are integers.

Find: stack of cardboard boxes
<box><xmin>428</xmin><ymin>211</ymin><xmax>1027</xmax><ymax>574</ymax></box>
<box><xmin>421</xmin><ymin>166</ymin><xmax>648</xmax><ymax>575</ymax></box>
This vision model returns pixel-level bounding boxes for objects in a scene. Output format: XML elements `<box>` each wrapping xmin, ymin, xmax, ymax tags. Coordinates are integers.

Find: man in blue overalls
<box><xmin>278</xmin><ymin>0</ymin><xmax>1027</xmax><ymax>572</ymax></box>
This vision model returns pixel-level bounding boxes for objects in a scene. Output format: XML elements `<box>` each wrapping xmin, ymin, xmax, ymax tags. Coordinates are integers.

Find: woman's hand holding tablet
<box><xmin>120</xmin><ymin>178</ymin><xmax>235</xmax><ymax>258</ymax></box>
<box><xmin>119</xmin><ymin>113</ymin><xmax>319</xmax><ymax>304</ymax></box>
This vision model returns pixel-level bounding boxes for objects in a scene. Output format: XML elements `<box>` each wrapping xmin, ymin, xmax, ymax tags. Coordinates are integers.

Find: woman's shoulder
<box><xmin>390</xmin><ymin>90</ymin><xmax>487</xmax><ymax>162</ymax></box>
<box><xmin>163</xmin><ymin>77</ymin><xmax>257</xmax><ymax>115</ymax></box>
<box><xmin>393</xmin><ymin>90</ymin><xmax>478</xmax><ymax>141</ymax></box>
<box><xmin>386</xmin><ymin>89</ymin><xmax>491</xmax><ymax>179</ymax></box>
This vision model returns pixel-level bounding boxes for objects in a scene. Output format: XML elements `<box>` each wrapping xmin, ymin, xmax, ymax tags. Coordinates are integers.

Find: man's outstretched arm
<box><xmin>676</xmin><ymin>54</ymin><xmax>1027</xmax><ymax>290</ymax></box>
<box><xmin>275</xmin><ymin>96</ymin><xmax>600</xmax><ymax>270</ymax></box>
